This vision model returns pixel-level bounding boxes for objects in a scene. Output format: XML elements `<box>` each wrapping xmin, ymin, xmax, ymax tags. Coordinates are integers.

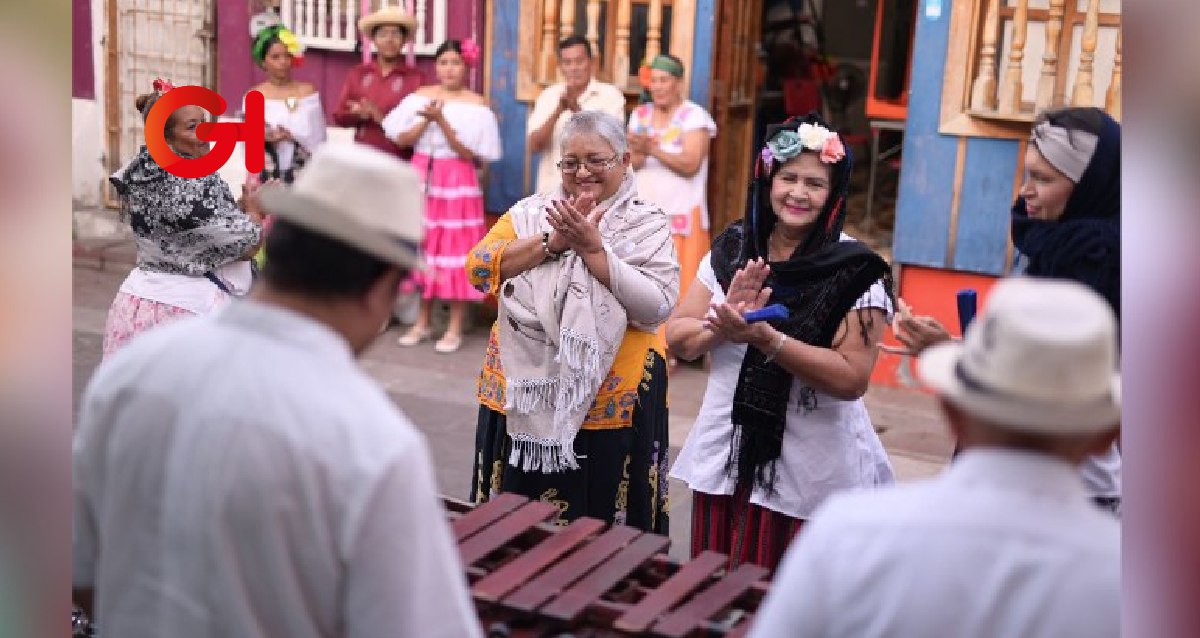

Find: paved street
<box><xmin>73</xmin><ymin>225</ymin><xmax>953</xmax><ymax>558</ymax></box>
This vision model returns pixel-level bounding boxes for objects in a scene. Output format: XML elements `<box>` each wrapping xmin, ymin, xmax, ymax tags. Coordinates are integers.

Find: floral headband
<box><xmin>253</xmin><ymin>25</ymin><xmax>305</xmax><ymax>68</ymax></box>
<box><xmin>759</xmin><ymin>122</ymin><xmax>846</xmax><ymax>173</ymax></box>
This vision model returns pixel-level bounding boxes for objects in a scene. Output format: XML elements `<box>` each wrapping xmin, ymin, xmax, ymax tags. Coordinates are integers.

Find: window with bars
<box><xmin>939</xmin><ymin>0</ymin><xmax>1121</xmax><ymax>139</ymax></box>
<box><xmin>278</xmin><ymin>0</ymin><xmax>448</xmax><ymax>55</ymax></box>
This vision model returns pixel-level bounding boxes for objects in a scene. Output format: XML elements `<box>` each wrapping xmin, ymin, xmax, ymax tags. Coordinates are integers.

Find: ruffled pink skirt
<box><xmin>410</xmin><ymin>153</ymin><xmax>487</xmax><ymax>302</ymax></box>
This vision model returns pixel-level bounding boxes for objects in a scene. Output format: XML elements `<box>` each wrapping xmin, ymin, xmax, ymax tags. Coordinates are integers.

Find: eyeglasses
<box><xmin>556</xmin><ymin>155</ymin><xmax>619</xmax><ymax>173</ymax></box>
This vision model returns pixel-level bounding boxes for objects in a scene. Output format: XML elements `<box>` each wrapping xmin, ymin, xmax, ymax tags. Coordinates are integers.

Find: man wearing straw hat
<box><xmin>73</xmin><ymin>145</ymin><xmax>483</xmax><ymax>638</ymax></box>
<box><xmin>332</xmin><ymin>6</ymin><xmax>425</xmax><ymax>160</ymax></box>
<box><xmin>751</xmin><ymin>278</ymin><xmax>1121</xmax><ymax>638</ymax></box>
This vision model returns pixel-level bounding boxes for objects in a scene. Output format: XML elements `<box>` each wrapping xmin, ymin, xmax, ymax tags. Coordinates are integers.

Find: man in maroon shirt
<box><xmin>333</xmin><ymin>7</ymin><xmax>425</xmax><ymax>160</ymax></box>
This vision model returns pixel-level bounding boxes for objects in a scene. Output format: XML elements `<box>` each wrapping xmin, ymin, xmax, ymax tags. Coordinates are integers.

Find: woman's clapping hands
<box><xmin>704</xmin><ymin>259</ymin><xmax>775</xmax><ymax>345</ymax></box>
<box><xmin>545</xmin><ymin>193</ymin><xmax>603</xmax><ymax>255</ymax></box>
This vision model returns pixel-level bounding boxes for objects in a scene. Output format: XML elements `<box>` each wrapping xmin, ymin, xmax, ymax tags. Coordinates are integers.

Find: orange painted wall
<box><xmin>873</xmin><ymin>265</ymin><xmax>1002</xmax><ymax>388</ymax></box>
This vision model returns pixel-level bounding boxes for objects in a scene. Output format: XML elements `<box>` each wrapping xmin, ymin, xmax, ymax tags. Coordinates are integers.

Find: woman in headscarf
<box><xmin>894</xmin><ymin>106</ymin><xmax>1122</xmax><ymax>514</ymax></box>
<box><xmin>384</xmin><ymin>39</ymin><xmax>500</xmax><ymax>354</ymax></box>
<box><xmin>103</xmin><ymin>81</ymin><xmax>264</xmax><ymax>359</ymax></box>
<box><xmin>666</xmin><ymin>113</ymin><xmax>896</xmax><ymax>572</ymax></box>
<box><xmin>628</xmin><ymin>54</ymin><xmax>717</xmax><ymax>316</ymax></box>
<box><xmin>466</xmin><ymin>111</ymin><xmax>679</xmax><ymax>532</ymax></box>
<box><xmin>246</xmin><ymin>21</ymin><xmax>326</xmax><ymax>185</ymax></box>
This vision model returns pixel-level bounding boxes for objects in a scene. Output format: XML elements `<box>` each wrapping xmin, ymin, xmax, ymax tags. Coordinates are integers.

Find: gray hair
<box><xmin>559</xmin><ymin>110</ymin><xmax>629</xmax><ymax>155</ymax></box>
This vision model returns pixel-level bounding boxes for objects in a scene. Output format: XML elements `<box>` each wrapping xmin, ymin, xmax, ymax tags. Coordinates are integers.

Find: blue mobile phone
<box><xmin>743</xmin><ymin>304</ymin><xmax>790</xmax><ymax>323</ymax></box>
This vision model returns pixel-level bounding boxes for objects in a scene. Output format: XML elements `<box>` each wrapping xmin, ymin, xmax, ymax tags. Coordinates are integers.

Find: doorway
<box><xmin>103</xmin><ymin>0</ymin><xmax>216</xmax><ymax>207</ymax></box>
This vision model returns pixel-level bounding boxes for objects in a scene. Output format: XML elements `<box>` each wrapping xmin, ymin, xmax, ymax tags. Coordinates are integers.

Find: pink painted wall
<box><xmin>217</xmin><ymin>1</ymin><xmax>486</xmax><ymax>120</ymax></box>
<box><xmin>73</xmin><ymin>0</ymin><xmax>94</xmax><ymax>99</ymax></box>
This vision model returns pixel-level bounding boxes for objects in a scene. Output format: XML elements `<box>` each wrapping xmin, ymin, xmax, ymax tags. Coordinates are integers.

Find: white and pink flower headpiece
<box><xmin>759</xmin><ymin>122</ymin><xmax>846</xmax><ymax>173</ymax></box>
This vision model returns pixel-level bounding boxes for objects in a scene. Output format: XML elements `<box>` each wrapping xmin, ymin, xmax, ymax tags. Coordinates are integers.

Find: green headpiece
<box><xmin>252</xmin><ymin>25</ymin><xmax>304</xmax><ymax>67</ymax></box>
<box><xmin>648</xmin><ymin>54</ymin><xmax>685</xmax><ymax>78</ymax></box>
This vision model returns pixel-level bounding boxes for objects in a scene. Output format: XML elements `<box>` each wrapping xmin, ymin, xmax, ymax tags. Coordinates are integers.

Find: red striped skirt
<box><xmin>690</xmin><ymin>487</ymin><xmax>805</xmax><ymax>574</ymax></box>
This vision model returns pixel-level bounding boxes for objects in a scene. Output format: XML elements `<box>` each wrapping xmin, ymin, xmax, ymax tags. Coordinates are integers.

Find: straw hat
<box><xmin>358</xmin><ymin>6</ymin><xmax>418</xmax><ymax>35</ymax></box>
<box><xmin>917</xmin><ymin>278</ymin><xmax>1120</xmax><ymax>434</ymax></box>
<box><xmin>259</xmin><ymin>143</ymin><xmax>425</xmax><ymax>269</ymax></box>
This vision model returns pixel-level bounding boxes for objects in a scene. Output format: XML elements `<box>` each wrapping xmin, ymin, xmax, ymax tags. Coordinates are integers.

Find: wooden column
<box><xmin>540</xmin><ymin>0</ymin><xmax>560</xmax><ymax>83</ymax></box>
<box><xmin>970</xmin><ymin>0</ymin><xmax>1001</xmax><ymax>111</ymax></box>
<box><xmin>644</xmin><ymin>0</ymin><xmax>663</xmax><ymax>64</ymax></box>
<box><xmin>1072</xmin><ymin>0</ymin><xmax>1100</xmax><ymax>106</ymax></box>
<box><xmin>560</xmin><ymin>0</ymin><xmax>576</xmax><ymax>37</ymax></box>
<box><xmin>1106</xmin><ymin>29</ymin><xmax>1121</xmax><ymax>118</ymax></box>
<box><xmin>586</xmin><ymin>0</ymin><xmax>602</xmax><ymax>65</ymax></box>
<box><xmin>999</xmin><ymin>0</ymin><xmax>1028</xmax><ymax>114</ymax></box>
<box><xmin>1035</xmin><ymin>0</ymin><xmax>1065</xmax><ymax>111</ymax></box>
<box><xmin>612</xmin><ymin>0</ymin><xmax>632</xmax><ymax>88</ymax></box>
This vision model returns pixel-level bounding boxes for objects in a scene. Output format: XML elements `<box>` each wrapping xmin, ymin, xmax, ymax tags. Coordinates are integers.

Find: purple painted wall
<box><xmin>217</xmin><ymin>1</ymin><xmax>486</xmax><ymax>120</ymax></box>
<box><xmin>73</xmin><ymin>0</ymin><xmax>95</xmax><ymax>99</ymax></box>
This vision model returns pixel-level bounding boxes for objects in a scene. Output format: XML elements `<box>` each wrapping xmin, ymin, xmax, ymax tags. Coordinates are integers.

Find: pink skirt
<box><xmin>410</xmin><ymin>152</ymin><xmax>487</xmax><ymax>302</ymax></box>
<box><xmin>102</xmin><ymin>292</ymin><xmax>197</xmax><ymax>360</ymax></box>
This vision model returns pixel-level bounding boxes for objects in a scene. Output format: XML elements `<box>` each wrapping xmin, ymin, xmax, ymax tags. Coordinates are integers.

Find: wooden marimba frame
<box><xmin>446</xmin><ymin>494</ymin><xmax>771</xmax><ymax>637</ymax></box>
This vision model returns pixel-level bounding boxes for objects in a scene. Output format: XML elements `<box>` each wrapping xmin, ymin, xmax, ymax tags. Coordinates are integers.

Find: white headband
<box><xmin>1031</xmin><ymin>121</ymin><xmax>1099</xmax><ymax>183</ymax></box>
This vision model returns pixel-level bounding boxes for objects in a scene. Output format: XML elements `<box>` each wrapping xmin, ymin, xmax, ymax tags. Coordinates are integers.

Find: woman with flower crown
<box><xmin>665</xmin><ymin>114</ymin><xmax>896</xmax><ymax>572</ymax></box>
<box><xmin>382</xmin><ymin>39</ymin><xmax>500</xmax><ymax>354</ymax></box>
<box><xmin>246</xmin><ymin>21</ymin><xmax>326</xmax><ymax>186</ymax></box>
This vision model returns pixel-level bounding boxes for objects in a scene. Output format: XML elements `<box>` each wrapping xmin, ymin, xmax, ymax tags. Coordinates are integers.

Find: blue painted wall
<box><xmin>485</xmin><ymin>0</ymin><xmax>531</xmax><ymax>213</ymax></box>
<box><xmin>893</xmin><ymin>2</ymin><xmax>1021</xmax><ymax>276</ymax></box>
<box><xmin>954</xmin><ymin>138</ymin><xmax>1019</xmax><ymax>273</ymax></box>
<box><xmin>485</xmin><ymin>0</ymin><xmax>721</xmax><ymax>214</ymax></box>
<box><xmin>689</xmin><ymin>0</ymin><xmax>717</xmax><ymax>110</ymax></box>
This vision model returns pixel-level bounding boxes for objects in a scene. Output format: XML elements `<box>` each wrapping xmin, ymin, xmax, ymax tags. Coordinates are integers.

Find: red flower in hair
<box><xmin>461</xmin><ymin>39</ymin><xmax>481</xmax><ymax>67</ymax></box>
<box><xmin>638</xmin><ymin>65</ymin><xmax>653</xmax><ymax>90</ymax></box>
<box><xmin>152</xmin><ymin>78</ymin><xmax>177</xmax><ymax>93</ymax></box>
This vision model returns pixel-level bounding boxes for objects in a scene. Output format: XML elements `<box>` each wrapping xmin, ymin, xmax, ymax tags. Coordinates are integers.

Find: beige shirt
<box><xmin>527</xmin><ymin>78</ymin><xmax>627</xmax><ymax>194</ymax></box>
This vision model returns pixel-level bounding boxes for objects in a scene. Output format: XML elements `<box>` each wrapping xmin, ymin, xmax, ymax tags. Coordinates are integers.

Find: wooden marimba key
<box><xmin>445</xmin><ymin>494</ymin><xmax>770</xmax><ymax>637</ymax></box>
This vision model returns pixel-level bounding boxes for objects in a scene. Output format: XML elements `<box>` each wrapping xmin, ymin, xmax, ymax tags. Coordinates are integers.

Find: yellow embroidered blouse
<box><xmin>467</xmin><ymin>214</ymin><xmax>666</xmax><ymax>430</ymax></box>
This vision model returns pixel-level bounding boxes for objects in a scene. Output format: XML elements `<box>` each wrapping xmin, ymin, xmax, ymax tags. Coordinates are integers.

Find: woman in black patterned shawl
<box><xmin>102</xmin><ymin>81</ymin><xmax>264</xmax><ymax>359</ymax></box>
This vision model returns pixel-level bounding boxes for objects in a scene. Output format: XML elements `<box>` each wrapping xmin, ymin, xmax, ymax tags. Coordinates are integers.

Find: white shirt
<box><xmin>751</xmin><ymin>449</ymin><xmax>1120</xmax><ymax>638</ymax></box>
<box><xmin>118</xmin><ymin>260</ymin><xmax>253</xmax><ymax>315</ymax></box>
<box><xmin>260</xmin><ymin>93</ymin><xmax>328</xmax><ymax>172</ymax></box>
<box><xmin>74</xmin><ymin>300</ymin><xmax>482</xmax><ymax>638</ymax></box>
<box><xmin>382</xmin><ymin>94</ymin><xmax>502</xmax><ymax>162</ymax></box>
<box><xmin>671</xmin><ymin>245</ymin><xmax>896</xmax><ymax>519</ymax></box>
<box><xmin>527</xmin><ymin>79</ymin><xmax>627</xmax><ymax>194</ymax></box>
<box><xmin>628</xmin><ymin>100</ymin><xmax>718</xmax><ymax>232</ymax></box>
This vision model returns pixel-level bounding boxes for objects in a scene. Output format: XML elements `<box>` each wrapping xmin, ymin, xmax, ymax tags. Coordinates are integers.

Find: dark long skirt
<box><xmin>691</xmin><ymin>486</ymin><xmax>805</xmax><ymax>574</ymax></box>
<box><xmin>470</xmin><ymin>352</ymin><xmax>670</xmax><ymax>535</ymax></box>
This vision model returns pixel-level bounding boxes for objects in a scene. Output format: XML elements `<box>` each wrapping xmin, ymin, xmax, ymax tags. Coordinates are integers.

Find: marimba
<box><xmin>446</xmin><ymin>494</ymin><xmax>771</xmax><ymax>637</ymax></box>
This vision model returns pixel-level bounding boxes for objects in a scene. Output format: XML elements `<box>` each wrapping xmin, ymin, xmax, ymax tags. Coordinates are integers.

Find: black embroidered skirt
<box><xmin>469</xmin><ymin>352</ymin><xmax>670</xmax><ymax>535</ymax></box>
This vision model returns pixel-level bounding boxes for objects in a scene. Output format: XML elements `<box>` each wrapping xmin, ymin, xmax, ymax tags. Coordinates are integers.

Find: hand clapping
<box><xmin>704</xmin><ymin>259</ymin><xmax>774</xmax><ymax>345</ymax></box>
<box><xmin>545</xmin><ymin>193</ymin><xmax>603</xmax><ymax>255</ymax></box>
<box><xmin>628</xmin><ymin>132</ymin><xmax>654</xmax><ymax>155</ymax></box>
<box><xmin>418</xmin><ymin>99</ymin><xmax>445</xmax><ymax>124</ymax></box>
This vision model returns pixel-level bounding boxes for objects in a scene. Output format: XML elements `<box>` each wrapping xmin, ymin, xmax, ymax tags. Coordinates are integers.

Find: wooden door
<box><xmin>104</xmin><ymin>0</ymin><xmax>215</xmax><ymax>207</ymax></box>
<box><xmin>705</xmin><ymin>0</ymin><xmax>763</xmax><ymax>234</ymax></box>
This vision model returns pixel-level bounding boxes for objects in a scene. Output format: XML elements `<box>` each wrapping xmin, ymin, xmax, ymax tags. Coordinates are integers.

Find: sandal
<box><xmin>397</xmin><ymin>326</ymin><xmax>432</xmax><ymax>347</ymax></box>
<box><xmin>434</xmin><ymin>332</ymin><xmax>463</xmax><ymax>354</ymax></box>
